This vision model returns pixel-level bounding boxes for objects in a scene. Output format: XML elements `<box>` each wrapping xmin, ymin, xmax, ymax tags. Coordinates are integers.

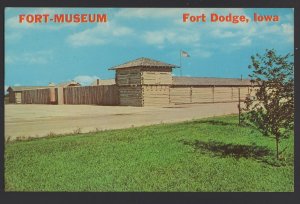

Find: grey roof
<box><xmin>173</xmin><ymin>77</ymin><xmax>253</xmax><ymax>86</ymax></box>
<box><xmin>7</xmin><ymin>86</ymin><xmax>49</xmax><ymax>92</ymax></box>
<box><xmin>7</xmin><ymin>81</ymin><xmax>81</xmax><ymax>92</ymax></box>
<box><xmin>108</xmin><ymin>57</ymin><xmax>179</xmax><ymax>70</ymax></box>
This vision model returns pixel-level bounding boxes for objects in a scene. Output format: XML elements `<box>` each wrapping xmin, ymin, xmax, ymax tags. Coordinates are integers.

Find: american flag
<box><xmin>181</xmin><ymin>50</ymin><xmax>190</xmax><ymax>57</ymax></box>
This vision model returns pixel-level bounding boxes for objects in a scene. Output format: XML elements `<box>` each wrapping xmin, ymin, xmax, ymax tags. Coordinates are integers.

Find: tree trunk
<box><xmin>238</xmin><ymin>88</ymin><xmax>241</xmax><ymax>125</ymax></box>
<box><xmin>276</xmin><ymin>137</ymin><xmax>279</xmax><ymax>160</ymax></box>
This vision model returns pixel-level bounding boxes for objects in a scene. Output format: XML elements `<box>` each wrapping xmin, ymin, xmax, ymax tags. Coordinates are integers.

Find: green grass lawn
<box><xmin>5</xmin><ymin>115</ymin><xmax>294</xmax><ymax>192</ymax></box>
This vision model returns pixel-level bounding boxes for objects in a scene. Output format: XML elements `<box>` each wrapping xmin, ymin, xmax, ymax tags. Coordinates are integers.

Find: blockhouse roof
<box><xmin>7</xmin><ymin>81</ymin><xmax>81</xmax><ymax>92</ymax></box>
<box><xmin>108</xmin><ymin>57</ymin><xmax>179</xmax><ymax>70</ymax></box>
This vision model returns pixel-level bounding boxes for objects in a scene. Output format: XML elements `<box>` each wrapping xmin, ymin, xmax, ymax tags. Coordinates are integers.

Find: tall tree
<box><xmin>242</xmin><ymin>49</ymin><xmax>294</xmax><ymax>159</ymax></box>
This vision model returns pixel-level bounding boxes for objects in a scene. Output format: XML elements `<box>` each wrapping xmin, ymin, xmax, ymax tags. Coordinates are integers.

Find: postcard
<box><xmin>4</xmin><ymin>7</ymin><xmax>294</xmax><ymax>192</ymax></box>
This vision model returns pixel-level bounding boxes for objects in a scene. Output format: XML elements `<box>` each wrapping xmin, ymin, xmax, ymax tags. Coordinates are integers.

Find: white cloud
<box><xmin>284</xmin><ymin>13</ymin><xmax>293</xmax><ymax>22</ymax></box>
<box><xmin>4</xmin><ymin>85</ymin><xmax>9</xmax><ymax>94</ymax></box>
<box><xmin>191</xmin><ymin>49</ymin><xmax>212</xmax><ymax>58</ymax></box>
<box><xmin>211</xmin><ymin>29</ymin><xmax>237</xmax><ymax>38</ymax></box>
<box><xmin>143</xmin><ymin>31</ymin><xmax>165</xmax><ymax>45</ymax></box>
<box><xmin>5</xmin><ymin>56</ymin><xmax>14</xmax><ymax>64</ymax></box>
<box><xmin>225</xmin><ymin>37</ymin><xmax>252</xmax><ymax>52</ymax></box>
<box><xmin>66</xmin><ymin>22</ymin><xmax>133</xmax><ymax>47</ymax></box>
<box><xmin>137</xmin><ymin>8</ymin><xmax>255</xmax><ymax>50</ymax></box>
<box><xmin>5</xmin><ymin>32</ymin><xmax>22</xmax><ymax>42</ymax></box>
<box><xmin>239</xmin><ymin>37</ymin><xmax>252</xmax><ymax>46</ymax></box>
<box><xmin>261</xmin><ymin>24</ymin><xmax>281</xmax><ymax>33</ymax></box>
<box><xmin>115</xmin><ymin>8</ymin><xmax>184</xmax><ymax>19</ymax></box>
<box><xmin>281</xmin><ymin>23</ymin><xmax>294</xmax><ymax>42</ymax></box>
<box><xmin>245</xmin><ymin>22</ymin><xmax>294</xmax><ymax>43</ymax></box>
<box><xmin>6</xmin><ymin>16</ymin><xmax>33</xmax><ymax>29</ymax></box>
<box><xmin>5</xmin><ymin>50</ymin><xmax>53</xmax><ymax>65</ymax></box>
<box><xmin>208</xmin><ymin>20</ymin><xmax>293</xmax><ymax>51</ymax></box>
<box><xmin>142</xmin><ymin>29</ymin><xmax>200</xmax><ymax>48</ymax></box>
<box><xmin>73</xmin><ymin>75</ymin><xmax>99</xmax><ymax>85</ymax></box>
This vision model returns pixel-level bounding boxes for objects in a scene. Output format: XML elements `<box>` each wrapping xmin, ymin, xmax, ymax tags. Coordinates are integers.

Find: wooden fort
<box><xmin>108</xmin><ymin>57</ymin><xmax>255</xmax><ymax>106</ymax></box>
<box><xmin>7</xmin><ymin>57</ymin><xmax>257</xmax><ymax>106</ymax></box>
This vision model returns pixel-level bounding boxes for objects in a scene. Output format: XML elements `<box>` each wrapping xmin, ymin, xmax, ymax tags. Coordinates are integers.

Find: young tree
<box><xmin>242</xmin><ymin>49</ymin><xmax>294</xmax><ymax>160</ymax></box>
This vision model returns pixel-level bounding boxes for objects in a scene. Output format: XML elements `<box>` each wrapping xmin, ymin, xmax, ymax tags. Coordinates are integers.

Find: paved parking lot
<box><xmin>5</xmin><ymin>102</ymin><xmax>240</xmax><ymax>140</ymax></box>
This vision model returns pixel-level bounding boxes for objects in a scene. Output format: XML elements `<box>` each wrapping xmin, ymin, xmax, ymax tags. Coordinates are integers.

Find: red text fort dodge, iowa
<box><xmin>183</xmin><ymin>13</ymin><xmax>280</xmax><ymax>23</ymax></box>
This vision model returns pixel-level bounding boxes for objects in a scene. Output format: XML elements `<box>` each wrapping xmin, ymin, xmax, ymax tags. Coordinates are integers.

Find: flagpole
<box><xmin>180</xmin><ymin>49</ymin><xmax>182</xmax><ymax>76</ymax></box>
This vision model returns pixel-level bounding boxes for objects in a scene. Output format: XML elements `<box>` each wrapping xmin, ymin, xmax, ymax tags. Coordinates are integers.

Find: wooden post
<box><xmin>238</xmin><ymin>87</ymin><xmax>241</xmax><ymax>125</ymax></box>
<box><xmin>276</xmin><ymin>138</ymin><xmax>279</xmax><ymax>160</ymax></box>
<box><xmin>49</xmin><ymin>87</ymin><xmax>56</xmax><ymax>104</ymax></box>
<box><xmin>168</xmin><ymin>85</ymin><xmax>171</xmax><ymax>104</ymax></box>
<box><xmin>190</xmin><ymin>86</ymin><xmax>192</xmax><ymax>103</ymax></box>
<box><xmin>212</xmin><ymin>86</ymin><xmax>215</xmax><ymax>103</ymax></box>
<box><xmin>57</xmin><ymin>87</ymin><xmax>64</xmax><ymax>105</ymax></box>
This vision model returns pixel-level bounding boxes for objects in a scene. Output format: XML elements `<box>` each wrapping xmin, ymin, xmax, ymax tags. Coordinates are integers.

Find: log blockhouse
<box><xmin>108</xmin><ymin>57</ymin><xmax>177</xmax><ymax>106</ymax></box>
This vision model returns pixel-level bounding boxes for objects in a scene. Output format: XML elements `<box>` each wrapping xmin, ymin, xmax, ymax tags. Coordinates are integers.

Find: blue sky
<box><xmin>5</xmin><ymin>8</ymin><xmax>294</xmax><ymax>90</ymax></box>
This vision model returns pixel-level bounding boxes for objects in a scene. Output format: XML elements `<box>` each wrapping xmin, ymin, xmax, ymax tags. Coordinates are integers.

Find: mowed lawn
<box><xmin>5</xmin><ymin>115</ymin><xmax>294</xmax><ymax>192</ymax></box>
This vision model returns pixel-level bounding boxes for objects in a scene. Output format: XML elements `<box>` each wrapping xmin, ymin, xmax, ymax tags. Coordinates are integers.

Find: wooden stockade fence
<box><xmin>20</xmin><ymin>85</ymin><xmax>119</xmax><ymax>105</ymax></box>
<box><xmin>63</xmin><ymin>85</ymin><xmax>119</xmax><ymax>105</ymax></box>
<box><xmin>169</xmin><ymin>86</ymin><xmax>252</xmax><ymax>105</ymax></box>
<box><xmin>19</xmin><ymin>84</ymin><xmax>255</xmax><ymax>106</ymax></box>
<box><xmin>22</xmin><ymin>88</ymin><xmax>51</xmax><ymax>104</ymax></box>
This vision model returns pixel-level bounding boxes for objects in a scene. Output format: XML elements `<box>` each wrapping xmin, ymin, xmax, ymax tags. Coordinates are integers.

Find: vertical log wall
<box><xmin>19</xmin><ymin>85</ymin><xmax>119</xmax><ymax>105</ymax></box>
<box><xmin>21</xmin><ymin>89</ymin><xmax>51</xmax><ymax>104</ymax></box>
<box><xmin>63</xmin><ymin>85</ymin><xmax>119</xmax><ymax>105</ymax></box>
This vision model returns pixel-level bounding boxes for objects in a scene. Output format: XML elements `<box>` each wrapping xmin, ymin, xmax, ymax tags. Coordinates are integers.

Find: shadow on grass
<box><xmin>182</xmin><ymin>140</ymin><xmax>271</xmax><ymax>159</ymax></box>
<box><xmin>179</xmin><ymin>140</ymin><xmax>289</xmax><ymax>166</ymax></box>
